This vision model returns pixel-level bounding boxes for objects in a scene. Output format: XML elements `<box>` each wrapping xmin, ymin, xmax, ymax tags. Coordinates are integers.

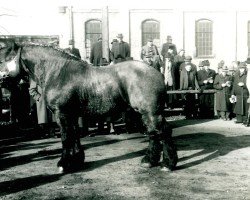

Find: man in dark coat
<box><xmin>173</xmin><ymin>49</ymin><xmax>185</xmax><ymax>89</ymax></box>
<box><xmin>64</xmin><ymin>39</ymin><xmax>81</xmax><ymax>58</ymax></box>
<box><xmin>197</xmin><ymin>60</ymin><xmax>216</xmax><ymax>118</ymax></box>
<box><xmin>90</xmin><ymin>37</ymin><xmax>103</xmax><ymax>66</ymax></box>
<box><xmin>231</xmin><ymin>62</ymin><xmax>249</xmax><ymax>124</ymax></box>
<box><xmin>213</xmin><ymin>66</ymin><xmax>233</xmax><ymax>120</ymax></box>
<box><xmin>161</xmin><ymin>35</ymin><xmax>177</xmax><ymax>60</ymax></box>
<box><xmin>180</xmin><ymin>64</ymin><xmax>200</xmax><ymax>119</ymax></box>
<box><xmin>110</xmin><ymin>33</ymin><xmax>130</xmax><ymax>63</ymax></box>
<box><xmin>179</xmin><ymin>55</ymin><xmax>197</xmax><ymax>73</ymax></box>
<box><xmin>141</xmin><ymin>38</ymin><xmax>161</xmax><ymax>71</ymax></box>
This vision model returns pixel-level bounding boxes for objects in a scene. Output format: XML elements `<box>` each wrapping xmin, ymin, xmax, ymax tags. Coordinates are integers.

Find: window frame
<box><xmin>85</xmin><ymin>19</ymin><xmax>102</xmax><ymax>59</ymax></box>
<box><xmin>247</xmin><ymin>21</ymin><xmax>250</xmax><ymax>56</ymax></box>
<box><xmin>195</xmin><ymin>19</ymin><xmax>214</xmax><ymax>58</ymax></box>
<box><xmin>141</xmin><ymin>19</ymin><xmax>160</xmax><ymax>47</ymax></box>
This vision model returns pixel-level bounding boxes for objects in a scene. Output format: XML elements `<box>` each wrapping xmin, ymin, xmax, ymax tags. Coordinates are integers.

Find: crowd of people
<box><xmin>1</xmin><ymin>34</ymin><xmax>250</xmax><ymax>140</ymax></box>
<box><xmin>90</xmin><ymin>33</ymin><xmax>250</xmax><ymax>128</ymax></box>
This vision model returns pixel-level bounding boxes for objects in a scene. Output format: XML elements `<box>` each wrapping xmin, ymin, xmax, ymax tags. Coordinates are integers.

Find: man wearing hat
<box><xmin>173</xmin><ymin>49</ymin><xmax>185</xmax><ymax>90</ymax></box>
<box><xmin>141</xmin><ymin>38</ymin><xmax>160</xmax><ymax>71</ymax></box>
<box><xmin>64</xmin><ymin>39</ymin><xmax>81</xmax><ymax>58</ymax></box>
<box><xmin>197</xmin><ymin>60</ymin><xmax>216</xmax><ymax>118</ymax></box>
<box><xmin>90</xmin><ymin>37</ymin><xmax>110</xmax><ymax>67</ymax></box>
<box><xmin>179</xmin><ymin>59</ymin><xmax>200</xmax><ymax>119</ymax></box>
<box><xmin>161</xmin><ymin>35</ymin><xmax>177</xmax><ymax>61</ymax></box>
<box><xmin>179</xmin><ymin>55</ymin><xmax>197</xmax><ymax>73</ymax></box>
<box><xmin>110</xmin><ymin>33</ymin><xmax>130</xmax><ymax>64</ymax></box>
<box><xmin>231</xmin><ymin>62</ymin><xmax>249</xmax><ymax>124</ymax></box>
<box><xmin>213</xmin><ymin>66</ymin><xmax>233</xmax><ymax>120</ymax></box>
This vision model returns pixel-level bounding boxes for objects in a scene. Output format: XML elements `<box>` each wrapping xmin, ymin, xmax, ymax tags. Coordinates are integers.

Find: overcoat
<box><xmin>197</xmin><ymin>69</ymin><xmax>216</xmax><ymax>89</ymax></box>
<box><xmin>180</xmin><ymin>69</ymin><xmax>199</xmax><ymax>90</ymax></box>
<box><xmin>161</xmin><ymin>43</ymin><xmax>177</xmax><ymax>59</ymax></box>
<box><xmin>213</xmin><ymin>74</ymin><xmax>233</xmax><ymax>112</ymax></box>
<box><xmin>173</xmin><ymin>55</ymin><xmax>185</xmax><ymax>89</ymax></box>
<box><xmin>29</xmin><ymin>79</ymin><xmax>48</xmax><ymax>124</ymax></box>
<box><xmin>231</xmin><ymin>71</ymin><xmax>249</xmax><ymax>115</ymax></box>
<box><xmin>110</xmin><ymin>41</ymin><xmax>130</xmax><ymax>63</ymax></box>
<box><xmin>90</xmin><ymin>40</ymin><xmax>103</xmax><ymax>66</ymax></box>
<box><xmin>197</xmin><ymin>69</ymin><xmax>216</xmax><ymax>114</ymax></box>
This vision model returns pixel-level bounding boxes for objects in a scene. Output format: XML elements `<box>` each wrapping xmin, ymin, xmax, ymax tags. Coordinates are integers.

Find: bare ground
<box><xmin>0</xmin><ymin>118</ymin><xmax>250</xmax><ymax>200</ymax></box>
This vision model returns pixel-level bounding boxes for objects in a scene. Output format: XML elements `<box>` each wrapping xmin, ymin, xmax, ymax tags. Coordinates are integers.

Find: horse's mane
<box><xmin>16</xmin><ymin>41</ymin><xmax>89</xmax><ymax>66</ymax></box>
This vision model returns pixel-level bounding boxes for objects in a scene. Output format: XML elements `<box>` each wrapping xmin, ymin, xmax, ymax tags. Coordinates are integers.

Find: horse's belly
<box><xmin>84</xmin><ymin>95</ymin><xmax>121</xmax><ymax>116</ymax></box>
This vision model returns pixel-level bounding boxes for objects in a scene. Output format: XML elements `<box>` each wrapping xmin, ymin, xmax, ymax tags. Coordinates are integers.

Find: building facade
<box><xmin>1</xmin><ymin>5</ymin><xmax>250</xmax><ymax>70</ymax></box>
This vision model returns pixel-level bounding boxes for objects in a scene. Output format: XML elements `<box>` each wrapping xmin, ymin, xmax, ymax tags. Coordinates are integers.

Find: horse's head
<box><xmin>0</xmin><ymin>38</ymin><xmax>21</xmax><ymax>79</ymax></box>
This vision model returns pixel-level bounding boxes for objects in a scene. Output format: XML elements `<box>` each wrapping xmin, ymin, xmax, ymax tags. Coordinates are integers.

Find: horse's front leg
<box><xmin>55</xmin><ymin>110</ymin><xmax>85</xmax><ymax>173</ymax></box>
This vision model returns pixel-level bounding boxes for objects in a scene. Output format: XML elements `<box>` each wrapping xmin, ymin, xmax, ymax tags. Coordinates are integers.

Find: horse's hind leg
<box><xmin>161</xmin><ymin>118</ymin><xmax>178</xmax><ymax>170</ymax></box>
<box><xmin>55</xmin><ymin>110</ymin><xmax>85</xmax><ymax>172</ymax></box>
<box><xmin>141</xmin><ymin>114</ymin><xmax>178</xmax><ymax>170</ymax></box>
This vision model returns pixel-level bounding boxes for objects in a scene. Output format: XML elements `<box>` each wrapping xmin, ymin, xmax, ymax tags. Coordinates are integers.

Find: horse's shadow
<box><xmin>0</xmin><ymin>145</ymin><xmax>145</xmax><ymax>197</ymax></box>
<box><xmin>174</xmin><ymin>132</ymin><xmax>250</xmax><ymax>169</ymax></box>
<box><xmin>0</xmin><ymin>135</ymin><xmax>145</xmax><ymax>171</ymax></box>
<box><xmin>1</xmin><ymin>132</ymin><xmax>250</xmax><ymax>197</ymax></box>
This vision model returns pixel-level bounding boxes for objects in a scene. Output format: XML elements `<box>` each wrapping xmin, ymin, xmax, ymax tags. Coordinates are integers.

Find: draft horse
<box><xmin>0</xmin><ymin>39</ymin><xmax>178</xmax><ymax>172</ymax></box>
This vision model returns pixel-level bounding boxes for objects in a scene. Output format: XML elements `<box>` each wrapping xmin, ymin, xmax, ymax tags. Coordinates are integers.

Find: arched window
<box><xmin>141</xmin><ymin>20</ymin><xmax>160</xmax><ymax>46</ymax></box>
<box><xmin>248</xmin><ymin>21</ymin><xmax>250</xmax><ymax>56</ymax></box>
<box><xmin>85</xmin><ymin>19</ymin><xmax>102</xmax><ymax>58</ymax></box>
<box><xmin>195</xmin><ymin>19</ymin><xmax>213</xmax><ymax>57</ymax></box>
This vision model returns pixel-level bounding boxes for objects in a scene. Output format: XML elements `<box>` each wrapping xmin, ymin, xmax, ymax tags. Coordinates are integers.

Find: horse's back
<box><xmin>109</xmin><ymin>61</ymin><xmax>166</xmax><ymax>113</ymax></box>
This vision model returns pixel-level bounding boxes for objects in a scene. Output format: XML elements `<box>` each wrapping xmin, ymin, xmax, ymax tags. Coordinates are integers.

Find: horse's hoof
<box><xmin>58</xmin><ymin>166</ymin><xmax>64</xmax><ymax>173</ymax></box>
<box><xmin>160</xmin><ymin>166</ymin><xmax>171</xmax><ymax>172</ymax></box>
<box><xmin>141</xmin><ymin>162</ymin><xmax>152</xmax><ymax>168</ymax></box>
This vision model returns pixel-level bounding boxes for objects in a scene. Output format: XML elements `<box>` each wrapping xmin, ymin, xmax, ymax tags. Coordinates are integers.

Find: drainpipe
<box><xmin>235</xmin><ymin>11</ymin><xmax>238</xmax><ymax>61</ymax></box>
<box><xmin>69</xmin><ymin>6</ymin><xmax>74</xmax><ymax>46</ymax></box>
<box><xmin>183</xmin><ymin>11</ymin><xmax>185</xmax><ymax>50</ymax></box>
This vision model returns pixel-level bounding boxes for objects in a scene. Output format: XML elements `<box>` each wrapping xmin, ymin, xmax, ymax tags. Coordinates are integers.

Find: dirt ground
<box><xmin>0</xmin><ymin>118</ymin><xmax>250</xmax><ymax>200</ymax></box>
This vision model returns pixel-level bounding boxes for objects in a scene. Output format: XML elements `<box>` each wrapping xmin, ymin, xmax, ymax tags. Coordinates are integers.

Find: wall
<box><xmin>1</xmin><ymin>4</ymin><xmax>250</xmax><ymax>68</ymax></box>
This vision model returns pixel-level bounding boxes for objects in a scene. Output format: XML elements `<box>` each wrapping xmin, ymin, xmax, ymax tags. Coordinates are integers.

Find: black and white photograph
<box><xmin>0</xmin><ymin>0</ymin><xmax>250</xmax><ymax>199</ymax></box>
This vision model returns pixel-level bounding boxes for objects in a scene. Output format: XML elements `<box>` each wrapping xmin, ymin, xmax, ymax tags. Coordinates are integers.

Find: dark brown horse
<box><xmin>0</xmin><ymin>38</ymin><xmax>177</xmax><ymax>172</ymax></box>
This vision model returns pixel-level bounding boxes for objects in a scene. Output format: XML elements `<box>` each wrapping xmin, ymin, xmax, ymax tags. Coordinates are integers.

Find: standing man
<box><xmin>65</xmin><ymin>39</ymin><xmax>81</xmax><ymax>58</ymax></box>
<box><xmin>213</xmin><ymin>66</ymin><xmax>233</xmax><ymax>121</ymax></box>
<box><xmin>111</xmin><ymin>33</ymin><xmax>130</xmax><ymax>64</ymax></box>
<box><xmin>141</xmin><ymin>38</ymin><xmax>161</xmax><ymax>71</ymax></box>
<box><xmin>90</xmin><ymin>37</ymin><xmax>107</xmax><ymax>66</ymax></box>
<box><xmin>179</xmin><ymin>55</ymin><xmax>197</xmax><ymax>72</ymax></box>
<box><xmin>173</xmin><ymin>49</ymin><xmax>185</xmax><ymax>89</ymax></box>
<box><xmin>231</xmin><ymin>62</ymin><xmax>249</xmax><ymax>125</ymax></box>
<box><xmin>161</xmin><ymin>35</ymin><xmax>177</xmax><ymax>61</ymax></box>
<box><xmin>29</xmin><ymin>79</ymin><xmax>55</xmax><ymax>138</ymax></box>
<box><xmin>197</xmin><ymin>60</ymin><xmax>216</xmax><ymax>118</ymax></box>
<box><xmin>180</xmin><ymin>64</ymin><xmax>200</xmax><ymax>119</ymax></box>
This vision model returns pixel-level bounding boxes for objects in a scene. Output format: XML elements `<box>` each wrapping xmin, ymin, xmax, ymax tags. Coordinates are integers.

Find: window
<box><xmin>85</xmin><ymin>19</ymin><xmax>102</xmax><ymax>58</ymax></box>
<box><xmin>195</xmin><ymin>19</ymin><xmax>213</xmax><ymax>57</ymax></box>
<box><xmin>141</xmin><ymin>20</ymin><xmax>160</xmax><ymax>46</ymax></box>
<box><xmin>248</xmin><ymin>21</ymin><xmax>250</xmax><ymax>56</ymax></box>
